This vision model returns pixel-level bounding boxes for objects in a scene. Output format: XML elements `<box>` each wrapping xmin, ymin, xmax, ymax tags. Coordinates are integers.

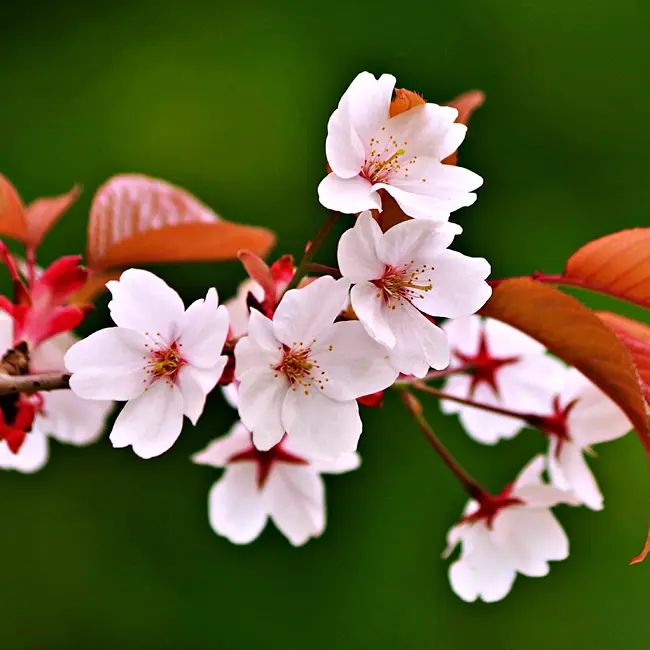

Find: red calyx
<box><xmin>0</xmin><ymin>394</ymin><xmax>38</xmax><ymax>454</ymax></box>
<box><xmin>357</xmin><ymin>390</ymin><xmax>384</xmax><ymax>408</ymax></box>
<box><xmin>529</xmin><ymin>395</ymin><xmax>579</xmax><ymax>457</ymax></box>
<box><xmin>228</xmin><ymin>437</ymin><xmax>308</xmax><ymax>489</ymax></box>
<box><xmin>462</xmin><ymin>483</ymin><xmax>524</xmax><ymax>529</ymax></box>
<box><xmin>454</xmin><ymin>330</ymin><xmax>519</xmax><ymax>398</ymax></box>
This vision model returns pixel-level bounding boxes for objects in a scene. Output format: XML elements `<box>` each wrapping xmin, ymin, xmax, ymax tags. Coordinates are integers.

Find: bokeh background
<box><xmin>2</xmin><ymin>0</ymin><xmax>650</xmax><ymax>647</ymax></box>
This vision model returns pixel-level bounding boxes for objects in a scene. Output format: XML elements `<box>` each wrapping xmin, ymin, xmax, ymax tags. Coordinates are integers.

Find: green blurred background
<box><xmin>2</xmin><ymin>0</ymin><xmax>650</xmax><ymax>647</ymax></box>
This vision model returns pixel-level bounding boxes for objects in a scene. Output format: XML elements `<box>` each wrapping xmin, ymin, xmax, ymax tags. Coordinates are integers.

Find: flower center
<box><xmin>454</xmin><ymin>331</ymin><xmax>519</xmax><ymax>398</ymax></box>
<box><xmin>361</xmin><ymin>129</ymin><xmax>422</xmax><ymax>184</ymax></box>
<box><xmin>143</xmin><ymin>334</ymin><xmax>186</xmax><ymax>387</ymax></box>
<box><xmin>275</xmin><ymin>343</ymin><xmax>330</xmax><ymax>395</ymax></box>
<box><xmin>373</xmin><ymin>263</ymin><xmax>433</xmax><ymax>308</ymax></box>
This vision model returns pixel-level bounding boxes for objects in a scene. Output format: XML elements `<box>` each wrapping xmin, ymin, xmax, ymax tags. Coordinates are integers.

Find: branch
<box><xmin>398</xmin><ymin>389</ymin><xmax>486</xmax><ymax>501</ymax></box>
<box><xmin>0</xmin><ymin>372</ymin><xmax>71</xmax><ymax>396</ymax></box>
<box><xmin>285</xmin><ymin>211</ymin><xmax>341</xmax><ymax>292</ymax></box>
<box><xmin>411</xmin><ymin>382</ymin><xmax>537</xmax><ymax>421</ymax></box>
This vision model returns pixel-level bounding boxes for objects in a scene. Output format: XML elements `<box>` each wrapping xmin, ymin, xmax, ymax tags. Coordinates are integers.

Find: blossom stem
<box><xmin>399</xmin><ymin>389</ymin><xmax>486</xmax><ymax>501</ymax></box>
<box><xmin>285</xmin><ymin>211</ymin><xmax>341</xmax><ymax>292</ymax></box>
<box><xmin>394</xmin><ymin>364</ymin><xmax>475</xmax><ymax>385</ymax></box>
<box><xmin>306</xmin><ymin>263</ymin><xmax>342</xmax><ymax>278</ymax></box>
<box><xmin>0</xmin><ymin>372</ymin><xmax>71</xmax><ymax>395</ymax></box>
<box><xmin>411</xmin><ymin>382</ymin><xmax>537</xmax><ymax>421</ymax></box>
<box><xmin>26</xmin><ymin>245</ymin><xmax>37</xmax><ymax>288</ymax></box>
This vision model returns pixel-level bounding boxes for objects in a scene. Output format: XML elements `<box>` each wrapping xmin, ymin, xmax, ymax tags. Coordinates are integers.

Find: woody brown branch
<box><xmin>0</xmin><ymin>372</ymin><xmax>71</xmax><ymax>395</ymax></box>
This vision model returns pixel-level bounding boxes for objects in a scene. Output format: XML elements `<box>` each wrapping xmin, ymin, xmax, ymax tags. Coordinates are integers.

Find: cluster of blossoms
<box><xmin>0</xmin><ymin>71</ymin><xmax>638</xmax><ymax>603</ymax></box>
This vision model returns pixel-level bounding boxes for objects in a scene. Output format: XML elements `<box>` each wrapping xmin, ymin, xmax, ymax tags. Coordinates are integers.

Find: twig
<box><xmin>398</xmin><ymin>389</ymin><xmax>486</xmax><ymax>501</ymax></box>
<box><xmin>0</xmin><ymin>372</ymin><xmax>71</xmax><ymax>396</ymax></box>
<box><xmin>285</xmin><ymin>211</ymin><xmax>341</xmax><ymax>292</ymax></box>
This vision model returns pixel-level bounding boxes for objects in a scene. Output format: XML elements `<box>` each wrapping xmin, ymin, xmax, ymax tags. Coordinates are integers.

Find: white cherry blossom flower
<box><xmin>0</xmin><ymin>328</ymin><xmax>112</xmax><ymax>473</ymax></box>
<box><xmin>542</xmin><ymin>368</ymin><xmax>631</xmax><ymax>511</ymax></box>
<box><xmin>192</xmin><ymin>420</ymin><xmax>360</xmax><ymax>545</ymax></box>
<box><xmin>445</xmin><ymin>455</ymin><xmax>577</xmax><ymax>603</ymax></box>
<box><xmin>441</xmin><ymin>316</ymin><xmax>566</xmax><ymax>444</ymax></box>
<box><xmin>338</xmin><ymin>212</ymin><xmax>491</xmax><ymax>377</ymax></box>
<box><xmin>65</xmin><ymin>269</ymin><xmax>229</xmax><ymax>459</ymax></box>
<box><xmin>234</xmin><ymin>275</ymin><xmax>398</xmax><ymax>458</ymax></box>
<box><xmin>318</xmin><ymin>71</ymin><xmax>483</xmax><ymax>220</ymax></box>
<box><xmin>226</xmin><ymin>279</ymin><xmax>264</xmax><ymax>339</ymax></box>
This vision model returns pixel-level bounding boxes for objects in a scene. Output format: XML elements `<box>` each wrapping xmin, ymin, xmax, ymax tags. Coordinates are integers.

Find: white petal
<box><xmin>440</xmin><ymin>370</ymin><xmax>526</xmax><ymax>444</ymax></box>
<box><xmin>177</xmin><ymin>291</ymin><xmax>229</xmax><ymax>368</ymax></box>
<box><xmin>376</xmin><ymin>218</ymin><xmax>461</xmax><ymax>268</ymax></box>
<box><xmin>385</xmin><ymin>302</ymin><xmax>449</xmax><ymax>377</ymax></box>
<box><xmin>325</xmin><ymin>97</ymin><xmax>366</xmax><ymax>178</ymax></box>
<box><xmin>38</xmin><ymin>389</ymin><xmax>112</xmax><ymax>445</ymax></box>
<box><xmin>315</xmin><ymin>321</ymin><xmax>398</xmax><ymax>400</ymax></box>
<box><xmin>106</xmin><ymin>269</ymin><xmax>185</xmax><ymax>341</ymax></box>
<box><xmin>234</xmin><ymin>336</ymin><xmax>282</xmax><ymax>381</ymax></box>
<box><xmin>496</xmin><ymin>355</ymin><xmax>567</xmax><ymax>415</ymax></box>
<box><xmin>0</xmin><ymin>311</ymin><xmax>14</xmax><ymax>354</ymax></box>
<box><xmin>318</xmin><ymin>174</ymin><xmax>380</xmax><ymax>215</ymax></box>
<box><xmin>337</xmin><ymin>211</ymin><xmax>384</xmax><ymax>283</ymax></box>
<box><xmin>549</xmin><ymin>440</ymin><xmax>604</xmax><ymax>510</ymax></box>
<box><xmin>339</xmin><ymin>72</ymin><xmax>395</xmax><ymax>147</ymax></box>
<box><xmin>514</xmin><ymin>454</ymin><xmax>546</xmax><ymax>489</ymax></box>
<box><xmin>443</xmin><ymin>316</ymin><xmax>482</xmax><ymax>359</ymax></box>
<box><xmin>237</xmin><ymin>367</ymin><xmax>288</xmax><ymax>451</ymax></box>
<box><xmin>350</xmin><ymin>283</ymin><xmax>395</xmax><ymax>348</ymax></box>
<box><xmin>492</xmin><ymin>507</ymin><xmax>568</xmax><ymax>577</ymax></box>
<box><xmin>221</xmin><ymin>382</ymin><xmax>239</xmax><ymax>409</ymax></box>
<box><xmin>30</xmin><ymin>331</ymin><xmax>75</xmax><ymax>372</ymax></box>
<box><xmin>0</xmin><ymin>432</ymin><xmax>49</xmax><ymax>473</ymax></box>
<box><xmin>248</xmin><ymin>309</ymin><xmax>283</xmax><ymax>355</ymax></box>
<box><xmin>109</xmin><ymin>381</ymin><xmax>184</xmax><ymax>458</ymax></box>
<box><xmin>448</xmin><ymin>523</ymin><xmax>517</xmax><ymax>603</ymax></box>
<box><xmin>208</xmin><ymin>465</ymin><xmax>268</xmax><ymax>544</ymax></box>
<box><xmin>267</xmin><ymin>465</ymin><xmax>325</xmax><ymax>546</ymax></box>
<box><xmin>562</xmin><ymin>368</ymin><xmax>631</xmax><ymax>446</ymax></box>
<box><xmin>415</xmin><ymin>250</ymin><xmax>491</xmax><ymax>318</ymax></box>
<box><xmin>177</xmin><ymin>366</ymin><xmax>210</xmax><ymax>425</ymax></box>
<box><xmin>383</xmin><ymin>103</ymin><xmax>459</xmax><ymax>159</ymax></box>
<box><xmin>282</xmin><ymin>388</ymin><xmax>361</xmax><ymax>459</ymax></box>
<box><xmin>377</xmin><ymin>183</ymin><xmax>460</xmax><ymax>221</ymax></box>
<box><xmin>515</xmin><ymin>483</ymin><xmax>580</xmax><ymax>509</ymax></box>
<box><xmin>192</xmin><ymin>421</ymin><xmax>252</xmax><ymax>468</ymax></box>
<box><xmin>483</xmin><ymin>318</ymin><xmax>546</xmax><ymax>357</ymax></box>
<box><xmin>65</xmin><ymin>328</ymin><xmax>148</xmax><ymax>401</ymax></box>
<box><xmin>187</xmin><ymin>359</ymin><xmax>228</xmax><ymax>396</ymax></box>
<box><xmin>225</xmin><ymin>279</ymin><xmax>264</xmax><ymax>338</ymax></box>
<box><xmin>273</xmin><ymin>276</ymin><xmax>350</xmax><ymax>346</ymax></box>
<box><xmin>391</xmin><ymin>158</ymin><xmax>483</xmax><ymax>197</ymax></box>
<box><xmin>309</xmin><ymin>451</ymin><xmax>361</xmax><ymax>475</ymax></box>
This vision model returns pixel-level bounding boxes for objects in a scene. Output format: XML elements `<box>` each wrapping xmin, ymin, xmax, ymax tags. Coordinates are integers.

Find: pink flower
<box><xmin>192</xmin><ymin>421</ymin><xmax>360</xmax><ymax>545</ymax></box>
<box><xmin>318</xmin><ymin>72</ymin><xmax>482</xmax><ymax>220</ymax></box>
<box><xmin>65</xmin><ymin>269</ymin><xmax>229</xmax><ymax>458</ymax></box>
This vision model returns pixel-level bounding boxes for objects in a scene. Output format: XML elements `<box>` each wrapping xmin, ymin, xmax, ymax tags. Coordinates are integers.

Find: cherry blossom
<box><xmin>234</xmin><ymin>275</ymin><xmax>398</xmax><ymax>458</ymax></box>
<box><xmin>337</xmin><ymin>212</ymin><xmax>491</xmax><ymax>377</ymax></box>
<box><xmin>440</xmin><ymin>316</ymin><xmax>567</xmax><ymax>444</ymax></box>
<box><xmin>445</xmin><ymin>455</ymin><xmax>578</xmax><ymax>603</ymax></box>
<box><xmin>65</xmin><ymin>269</ymin><xmax>229</xmax><ymax>459</ymax></box>
<box><xmin>318</xmin><ymin>72</ymin><xmax>482</xmax><ymax>220</ymax></box>
<box><xmin>0</xmin><ymin>327</ymin><xmax>112</xmax><ymax>473</ymax></box>
<box><xmin>192</xmin><ymin>419</ymin><xmax>360</xmax><ymax>545</ymax></box>
<box><xmin>541</xmin><ymin>368</ymin><xmax>631</xmax><ymax>511</ymax></box>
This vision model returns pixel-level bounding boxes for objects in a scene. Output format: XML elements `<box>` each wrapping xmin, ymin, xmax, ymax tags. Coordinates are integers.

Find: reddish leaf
<box><xmin>563</xmin><ymin>228</ymin><xmax>650</xmax><ymax>310</ymax></box>
<box><xmin>25</xmin><ymin>185</ymin><xmax>80</xmax><ymax>247</ymax></box>
<box><xmin>87</xmin><ymin>174</ymin><xmax>275</xmax><ymax>271</ymax></box>
<box><xmin>68</xmin><ymin>270</ymin><xmax>122</xmax><ymax>306</ymax></box>
<box><xmin>481</xmin><ymin>278</ymin><xmax>650</xmax><ymax>456</ymax></box>
<box><xmin>389</xmin><ymin>88</ymin><xmax>426</xmax><ymax>117</ymax></box>
<box><xmin>597</xmin><ymin>311</ymin><xmax>650</xmax><ymax>403</ymax></box>
<box><xmin>0</xmin><ymin>174</ymin><xmax>28</xmax><ymax>243</ymax></box>
<box><xmin>631</xmin><ymin>527</ymin><xmax>650</xmax><ymax>565</ymax></box>
<box><xmin>238</xmin><ymin>250</ymin><xmax>275</xmax><ymax>299</ymax></box>
<box><xmin>442</xmin><ymin>90</ymin><xmax>485</xmax><ymax>165</ymax></box>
